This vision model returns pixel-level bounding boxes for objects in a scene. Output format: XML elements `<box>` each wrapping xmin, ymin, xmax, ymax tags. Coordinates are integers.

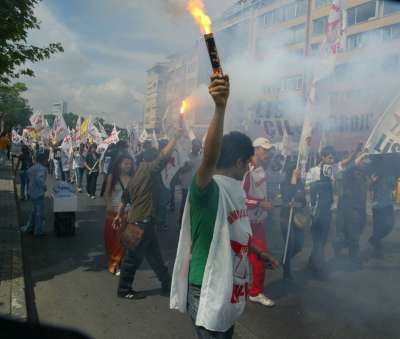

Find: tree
<box><xmin>0</xmin><ymin>82</ymin><xmax>32</xmax><ymax>131</ymax></box>
<box><xmin>63</xmin><ymin>112</ymin><xmax>79</xmax><ymax>129</ymax></box>
<box><xmin>0</xmin><ymin>0</ymin><xmax>64</xmax><ymax>84</ymax></box>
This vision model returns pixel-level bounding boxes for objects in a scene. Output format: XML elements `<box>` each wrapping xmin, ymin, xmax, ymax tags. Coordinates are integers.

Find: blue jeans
<box><xmin>28</xmin><ymin>196</ymin><xmax>45</xmax><ymax>235</ymax></box>
<box><xmin>75</xmin><ymin>167</ymin><xmax>85</xmax><ymax>188</ymax></box>
<box><xmin>20</xmin><ymin>171</ymin><xmax>29</xmax><ymax>198</ymax></box>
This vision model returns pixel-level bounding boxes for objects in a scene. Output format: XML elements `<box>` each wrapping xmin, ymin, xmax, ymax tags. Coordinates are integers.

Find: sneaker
<box><xmin>118</xmin><ymin>289</ymin><xmax>146</xmax><ymax>300</ymax></box>
<box><xmin>91</xmin><ymin>195</ymin><xmax>96</xmax><ymax>200</ymax></box>
<box><xmin>87</xmin><ymin>193</ymin><xmax>91</xmax><ymax>197</ymax></box>
<box><xmin>249</xmin><ymin>294</ymin><xmax>275</xmax><ymax>307</ymax></box>
<box><xmin>78</xmin><ymin>188</ymin><xmax>82</xmax><ymax>193</ymax></box>
<box><xmin>114</xmin><ymin>268</ymin><xmax>121</xmax><ymax>276</ymax></box>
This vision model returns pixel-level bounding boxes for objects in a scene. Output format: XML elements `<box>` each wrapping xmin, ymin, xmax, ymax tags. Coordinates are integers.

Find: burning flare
<box><xmin>187</xmin><ymin>0</ymin><xmax>212</xmax><ymax>34</ymax></box>
<box><xmin>180</xmin><ymin>100</ymin><xmax>188</xmax><ymax>115</ymax></box>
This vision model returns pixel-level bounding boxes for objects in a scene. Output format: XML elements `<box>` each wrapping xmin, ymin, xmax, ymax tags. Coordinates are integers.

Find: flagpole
<box><xmin>283</xmin><ymin>0</ymin><xmax>313</xmax><ymax>265</ymax></box>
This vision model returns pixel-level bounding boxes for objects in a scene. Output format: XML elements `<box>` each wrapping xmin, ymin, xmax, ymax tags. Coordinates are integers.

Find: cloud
<box><xmin>21</xmin><ymin>0</ymin><xmax>234</xmax><ymax>125</ymax></box>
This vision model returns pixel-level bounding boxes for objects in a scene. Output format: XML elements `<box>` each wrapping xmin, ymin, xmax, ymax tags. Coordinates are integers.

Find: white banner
<box><xmin>53</xmin><ymin>113</ymin><xmax>68</xmax><ymax>142</ymax></box>
<box><xmin>365</xmin><ymin>94</ymin><xmax>400</xmax><ymax>154</ymax></box>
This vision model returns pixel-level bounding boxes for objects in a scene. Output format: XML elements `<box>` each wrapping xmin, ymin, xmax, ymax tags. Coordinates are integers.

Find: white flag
<box><xmin>61</xmin><ymin>134</ymin><xmax>73</xmax><ymax>154</ymax></box>
<box><xmin>365</xmin><ymin>94</ymin><xmax>400</xmax><ymax>154</ymax></box>
<box><xmin>139</xmin><ymin>129</ymin><xmax>149</xmax><ymax>143</ymax></box>
<box><xmin>152</xmin><ymin>130</ymin><xmax>159</xmax><ymax>149</ymax></box>
<box><xmin>161</xmin><ymin>142</ymin><xmax>189</xmax><ymax>189</ymax></box>
<box><xmin>11</xmin><ymin>130</ymin><xmax>23</xmax><ymax>144</ymax></box>
<box><xmin>53</xmin><ymin>113</ymin><xmax>68</xmax><ymax>142</ymax></box>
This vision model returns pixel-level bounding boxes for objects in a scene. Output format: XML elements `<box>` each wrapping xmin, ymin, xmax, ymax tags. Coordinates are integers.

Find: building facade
<box><xmin>145</xmin><ymin>0</ymin><xmax>400</xmax><ymax>149</ymax></box>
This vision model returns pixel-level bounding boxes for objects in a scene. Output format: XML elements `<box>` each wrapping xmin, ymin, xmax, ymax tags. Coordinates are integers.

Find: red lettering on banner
<box><xmin>227</xmin><ymin>209</ymin><xmax>248</xmax><ymax>224</ymax></box>
<box><xmin>230</xmin><ymin>283</ymin><xmax>249</xmax><ymax>304</ymax></box>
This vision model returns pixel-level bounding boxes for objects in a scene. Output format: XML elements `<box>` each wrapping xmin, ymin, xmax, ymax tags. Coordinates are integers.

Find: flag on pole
<box><xmin>98</xmin><ymin>120</ymin><xmax>108</xmax><ymax>138</ymax></box>
<box><xmin>53</xmin><ymin>113</ymin><xmax>68</xmax><ymax>143</ymax></box>
<box><xmin>80</xmin><ymin>118</ymin><xmax>90</xmax><ymax>140</ymax></box>
<box><xmin>139</xmin><ymin>129</ymin><xmax>149</xmax><ymax>143</ymax></box>
<box><xmin>365</xmin><ymin>93</ymin><xmax>400</xmax><ymax>154</ymax></box>
<box><xmin>11</xmin><ymin>130</ymin><xmax>23</xmax><ymax>144</ymax></box>
<box><xmin>152</xmin><ymin>130</ymin><xmax>159</xmax><ymax>149</ymax></box>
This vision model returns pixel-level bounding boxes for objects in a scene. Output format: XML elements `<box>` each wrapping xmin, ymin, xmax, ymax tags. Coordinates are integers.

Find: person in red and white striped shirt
<box><xmin>243</xmin><ymin>137</ymin><xmax>279</xmax><ymax>307</ymax></box>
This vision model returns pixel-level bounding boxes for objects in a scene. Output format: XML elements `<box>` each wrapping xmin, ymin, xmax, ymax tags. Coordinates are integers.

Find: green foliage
<box><xmin>0</xmin><ymin>0</ymin><xmax>64</xmax><ymax>84</ymax></box>
<box><xmin>63</xmin><ymin>112</ymin><xmax>79</xmax><ymax>129</ymax></box>
<box><xmin>0</xmin><ymin>82</ymin><xmax>32</xmax><ymax>131</ymax></box>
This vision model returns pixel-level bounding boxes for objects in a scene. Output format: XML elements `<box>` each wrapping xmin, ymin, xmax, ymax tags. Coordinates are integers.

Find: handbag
<box><xmin>121</xmin><ymin>223</ymin><xmax>144</xmax><ymax>250</ymax></box>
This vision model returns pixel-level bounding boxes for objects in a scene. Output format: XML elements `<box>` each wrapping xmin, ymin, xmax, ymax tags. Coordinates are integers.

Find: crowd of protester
<box><xmin>3</xmin><ymin>74</ymin><xmax>399</xmax><ymax>338</ymax></box>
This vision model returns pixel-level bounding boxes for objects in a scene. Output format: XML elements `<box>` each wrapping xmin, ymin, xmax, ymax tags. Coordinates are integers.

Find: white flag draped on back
<box><xmin>365</xmin><ymin>94</ymin><xmax>400</xmax><ymax>154</ymax></box>
<box><xmin>53</xmin><ymin>113</ymin><xmax>68</xmax><ymax>142</ymax></box>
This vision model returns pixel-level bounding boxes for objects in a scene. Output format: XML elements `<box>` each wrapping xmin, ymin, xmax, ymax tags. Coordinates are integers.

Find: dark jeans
<box><xmin>309</xmin><ymin>209</ymin><xmax>331</xmax><ymax>270</ymax></box>
<box><xmin>371</xmin><ymin>206</ymin><xmax>394</xmax><ymax>250</ymax></box>
<box><xmin>118</xmin><ymin>222</ymin><xmax>169</xmax><ymax>295</ymax></box>
<box><xmin>187</xmin><ymin>285</ymin><xmax>234</xmax><ymax>339</ymax></box>
<box><xmin>86</xmin><ymin>172</ymin><xmax>98</xmax><ymax>196</ymax></box>
<box><xmin>158</xmin><ymin>184</ymin><xmax>170</xmax><ymax>226</ymax></box>
<box><xmin>280</xmin><ymin>207</ymin><xmax>305</xmax><ymax>274</ymax></box>
<box><xmin>335</xmin><ymin>204</ymin><xmax>366</xmax><ymax>257</ymax></box>
<box><xmin>20</xmin><ymin>171</ymin><xmax>29</xmax><ymax>198</ymax></box>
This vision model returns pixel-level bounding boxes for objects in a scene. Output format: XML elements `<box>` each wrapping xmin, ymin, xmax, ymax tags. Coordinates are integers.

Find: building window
<box><xmin>262</xmin><ymin>1</ymin><xmax>306</xmax><ymax>27</ymax></box>
<box><xmin>315</xmin><ymin>0</ymin><xmax>331</xmax><ymax>8</ymax></box>
<box><xmin>290</xmin><ymin>24</ymin><xmax>306</xmax><ymax>43</ymax></box>
<box><xmin>382</xmin><ymin>23</ymin><xmax>400</xmax><ymax>40</ymax></box>
<box><xmin>313</xmin><ymin>16</ymin><xmax>328</xmax><ymax>36</ymax></box>
<box><xmin>282</xmin><ymin>75</ymin><xmax>303</xmax><ymax>91</ymax></box>
<box><xmin>347</xmin><ymin>1</ymin><xmax>377</xmax><ymax>26</ymax></box>
<box><xmin>383</xmin><ymin>0</ymin><xmax>400</xmax><ymax>16</ymax></box>
<box><xmin>346</xmin><ymin>33</ymin><xmax>365</xmax><ymax>50</ymax></box>
<box><xmin>311</xmin><ymin>43</ymin><xmax>321</xmax><ymax>55</ymax></box>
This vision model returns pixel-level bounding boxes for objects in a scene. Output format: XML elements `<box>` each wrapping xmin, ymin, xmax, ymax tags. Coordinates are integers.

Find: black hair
<box><xmin>216</xmin><ymin>131</ymin><xmax>254</xmax><ymax>169</ymax></box>
<box><xmin>321</xmin><ymin>145</ymin><xmax>337</xmax><ymax>158</ymax></box>
<box><xmin>36</xmin><ymin>151</ymin><xmax>48</xmax><ymax>164</ymax></box>
<box><xmin>142</xmin><ymin>147</ymin><xmax>159</xmax><ymax>162</ymax></box>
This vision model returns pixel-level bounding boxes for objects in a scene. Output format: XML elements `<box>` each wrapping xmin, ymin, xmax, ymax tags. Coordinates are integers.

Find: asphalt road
<box><xmin>21</xmin><ymin>177</ymin><xmax>400</xmax><ymax>339</ymax></box>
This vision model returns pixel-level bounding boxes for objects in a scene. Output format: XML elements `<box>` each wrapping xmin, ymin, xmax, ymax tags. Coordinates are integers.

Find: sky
<box><xmin>23</xmin><ymin>0</ymin><xmax>233</xmax><ymax>124</ymax></box>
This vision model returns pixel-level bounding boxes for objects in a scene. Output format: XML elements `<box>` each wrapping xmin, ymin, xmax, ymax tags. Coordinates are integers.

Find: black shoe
<box><xmin>161</xmin><ymin>279</ymin><xmax>171</xmax><ymax>297</ymax></box>
<box><xmin>118</xmin><ymin>289</ymin><xmax>146</xmax><ymax>300</ymax></box>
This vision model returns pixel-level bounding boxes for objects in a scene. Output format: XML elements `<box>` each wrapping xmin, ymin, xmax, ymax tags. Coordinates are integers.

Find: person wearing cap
<box><xmin>243</xmin><ymin>137</ymin><xmax>279</xmax><ymax>307</ymax></box>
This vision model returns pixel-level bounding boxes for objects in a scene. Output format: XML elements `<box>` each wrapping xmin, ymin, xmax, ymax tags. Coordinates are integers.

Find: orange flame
<box><xmin>180</xmin><ymin>100</ymin><xmax>188</xmax><ymax>115</ymax></box>
<box><xmin>187</xmin><ymin>0</ymin><xmax>212</xmax><ymax>34</ymax></box>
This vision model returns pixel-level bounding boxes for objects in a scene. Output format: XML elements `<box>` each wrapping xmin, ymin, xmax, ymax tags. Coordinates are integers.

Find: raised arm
<box><xmin>196</xmin><ymin>75</ymin><xmax>230</xmax><ymax>189</ymax></box>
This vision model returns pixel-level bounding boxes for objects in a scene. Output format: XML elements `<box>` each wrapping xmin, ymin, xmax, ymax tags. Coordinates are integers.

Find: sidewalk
<box><xmin>0</xmin><ymin>163</ymin><xmax>27</xmax><ymax>320</ymax></box>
